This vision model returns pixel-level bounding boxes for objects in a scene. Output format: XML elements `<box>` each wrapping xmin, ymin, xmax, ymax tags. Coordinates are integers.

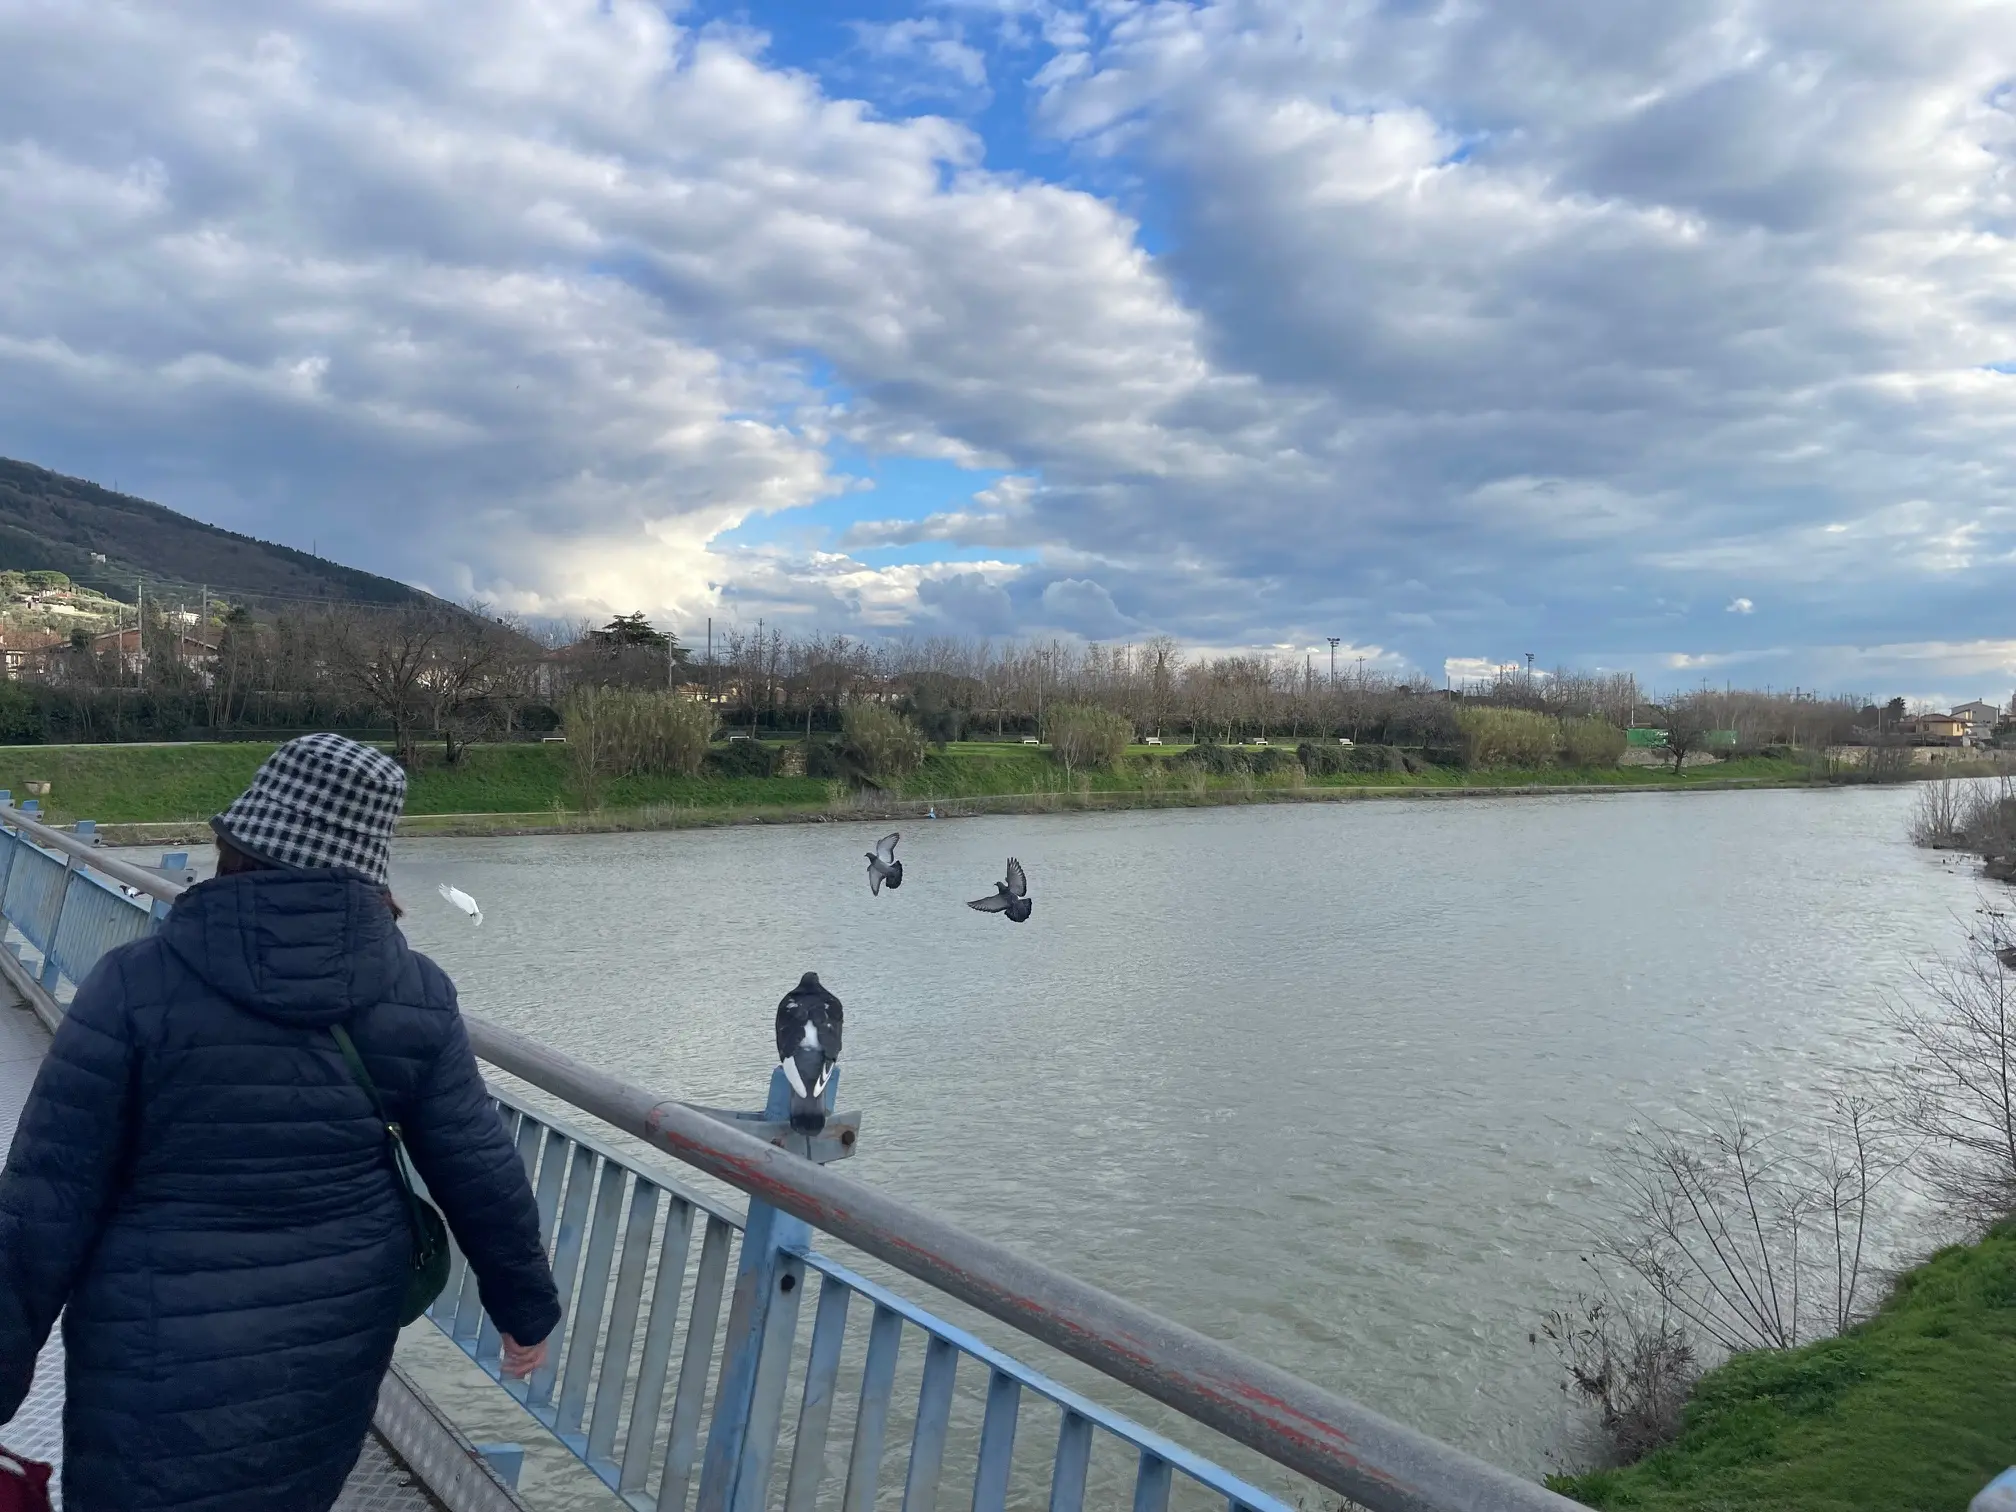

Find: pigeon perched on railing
<box><xmin>967</xmin><ymin>858</ymin><xmax>1032</xmax><ymax>923</ymax></box>
<box><xmin>775</xmin><ymin>972</ymin><xmax>843</xmax><ymax>1133</ymax></box>
<box><xmin>865</xmin><ymin>832</ymin><xmax>902</xmax><ymax>895</ymax></box>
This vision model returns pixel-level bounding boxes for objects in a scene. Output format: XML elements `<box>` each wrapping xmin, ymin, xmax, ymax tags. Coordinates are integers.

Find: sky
<box><xmin>0</xmin><ymin>0</ymin><xmax>2012</xmax><ymax>701</ymax></box>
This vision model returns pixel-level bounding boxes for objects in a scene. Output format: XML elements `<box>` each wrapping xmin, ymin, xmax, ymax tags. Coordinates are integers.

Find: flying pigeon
<box><xmin>865</xmin><ymin>832</ymin><xmax>902</xmax><ymax>895</ymax></box>
<box><xmin>775</xmin><ymin>972</ymin><xmax>843</xmax><ymax>1133</ymax></box>
<box><xmin>967</xmin><ymin>857</ymin><xmax>1033</xmax><ymax>923</ymax></box>
<box><xmin>437</xmin><ymin>883</ymin><xmax>483</xmax><ymax>926</ymax></box>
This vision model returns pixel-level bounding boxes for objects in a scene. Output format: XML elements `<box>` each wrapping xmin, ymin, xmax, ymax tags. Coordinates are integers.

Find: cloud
<box><xmin>1727</xmin><ymin>598</ymin><xmax>1755</xmax><ymax>614</ymax></box>
<box><xmin>842</xmin><ymin>474</ymin><xmax>1040</xmax><ymax>549</ymax></box>
<box><xmin>916</xmin><ymin>568</ymin><xmax>1020</xmax><ymax>634</ymax></box>
<box><xmin>0</xmin><ymin>0</ymin><xmax>2010</xmax><ymax>689</ymax></box>
<box><xmin>1444</xmin><ymin>657</ymin><xmax>1521</xmax><ymax>688</ymax></box>
<box><xmin>0</xmin><ymin>1</ymin><xmax>1214</xmax><ymax>624</ymax></box>
<box><xmin>848</xmin><ymin>17</ymin><xmax>992</xmax><ymax>102</ymax></box>
<box><xmin>1038</xmin><ymin>576</ymin><xmax>1133</xmax><ymax>637</ymax></box>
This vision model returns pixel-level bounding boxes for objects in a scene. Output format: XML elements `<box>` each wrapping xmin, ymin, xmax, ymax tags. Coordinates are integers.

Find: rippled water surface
<box><xmin>370</xmin><ymin>786</ymin><xmax>1985</xmax><ymax>1486</ymax></box>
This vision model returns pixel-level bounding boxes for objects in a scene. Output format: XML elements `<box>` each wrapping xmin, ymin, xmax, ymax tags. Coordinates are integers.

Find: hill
<box><xmin>0</xmin><ymin>456</ymin><xmax>434</xmax><ymax>611</ymax></box>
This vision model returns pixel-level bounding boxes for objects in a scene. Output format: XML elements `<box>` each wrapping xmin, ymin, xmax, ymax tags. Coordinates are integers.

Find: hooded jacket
<box><xmin>0</xmin><ymin>869</ymin><xmax>561</xmax><ymax>1511</ymax></box>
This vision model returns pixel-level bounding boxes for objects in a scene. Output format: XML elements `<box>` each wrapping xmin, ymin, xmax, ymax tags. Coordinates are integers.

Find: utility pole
<box><xmin>1328</xmin><ymin>637</ymin><xmax>1340</xmax><ymax>685</ymax></box>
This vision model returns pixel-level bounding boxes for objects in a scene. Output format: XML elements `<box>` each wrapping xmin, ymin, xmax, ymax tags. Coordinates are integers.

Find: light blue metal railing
<box><xmin>0</xmin><ymin>799</ymin><xmax>1577</xmax><ymax>1512</ymax></box>
<box><xmin>430</xmin><ymin>1079</ymin><xmax>1296</xmax><ymax>1512</ymax></box>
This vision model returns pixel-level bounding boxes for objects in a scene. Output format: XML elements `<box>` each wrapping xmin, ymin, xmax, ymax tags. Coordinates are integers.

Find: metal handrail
<box><xmin>466</xmin><ymin>1018</ymin><xmax>1575</xmax><ymax>1512</ymax></box>
<box><xmin>0</xmin><ymin>805</ymin><xmax>185</xmax><ymax>903</ymax></box>
<box><xmin>0</xmin><ymin>806</ymin><xmax>1575</xmax><ymax>1512</ymax></box>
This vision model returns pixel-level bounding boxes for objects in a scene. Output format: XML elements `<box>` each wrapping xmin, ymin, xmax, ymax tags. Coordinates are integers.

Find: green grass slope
<box><xmin>0</xmin><ymin>740</ymin><xmax>1817</xmax><ymax>829</ymax></box>
<box><xmin>1553</xmin><ymin>1222</ymin><xmax>2016</xmax><ymax>1512</ymax></box>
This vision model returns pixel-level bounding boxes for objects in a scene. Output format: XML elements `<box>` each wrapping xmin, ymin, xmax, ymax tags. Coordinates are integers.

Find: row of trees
<box><xmin>1</xmin><ymin>598</ymin><xmax>1962</xmax><ymax>761</ymax></box>
<box><xmin>6</xmin><ymin>601</ymin><xmax>697</xmax><ymax>760</ymax></box>
<box><xmin>699</xmin><ymin>629</ymin><xmax>1896</xmax><ymax>752</ymax></box>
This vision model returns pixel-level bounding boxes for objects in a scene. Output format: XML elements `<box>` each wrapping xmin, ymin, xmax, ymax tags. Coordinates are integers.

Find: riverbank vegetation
<box><xmin>1546</xmin><ymin>913</ymin><xmax>2016</xmax><ymax>1508</ymax></box>
<box><xmin>1911</xmin><ymin>775</ymin><xmax>2016</xmax><ymax>882</ymax></box>
<box><xmin>1550</xmin><ymin>1222</ymin><xmax>2016</xmax><ymax>1511</ymax></box>
<box><xmin>0</xmin><ymin>737</ymin><xmax>1839</xmax><ymax>831</ymax></box>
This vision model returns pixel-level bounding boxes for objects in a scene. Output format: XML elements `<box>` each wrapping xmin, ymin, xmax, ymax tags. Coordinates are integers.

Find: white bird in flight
<box><xmin>438</xmin><ymin>884</ymin><xmax>483</xmax><ymax>926</ymax></box>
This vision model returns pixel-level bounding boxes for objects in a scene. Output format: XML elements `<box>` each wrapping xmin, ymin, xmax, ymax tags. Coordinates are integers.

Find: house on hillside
<box><xmin>1895</xmin><ymin>710</ymin><xmax>1971</xmax><ymax>745</ymax></box>
<box><xmin>0</xmin><ymin>631</ymin><xmax>66</xmax><ymax>680</ymax></box>
<box><xmin>1952</xmin><ymin>699</ymin><xmax>2002</xmax><ymax>736</ymax></box>
<box><xmin>87</xmin><ymin>626</ymin><xmax>220</xmax><ymax>684</ymax></box>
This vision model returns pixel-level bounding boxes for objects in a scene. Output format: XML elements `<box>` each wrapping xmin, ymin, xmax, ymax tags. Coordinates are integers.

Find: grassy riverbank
<box><xmin>0</xmin><ymin>739</ymin><xmax>1827</xmax><ymax>837</ymax></box>
<box><xmin>1552</xmin><ymin>1222</ymin><xmax>2016</xmax><ymax>1511</ymax></box>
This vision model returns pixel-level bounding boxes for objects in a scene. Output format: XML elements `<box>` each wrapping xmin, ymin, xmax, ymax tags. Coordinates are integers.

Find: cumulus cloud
<box><xmin>1013</xmin><ymin>0</ymin><xmax>2016</xmax><ymax>666</ymax></box>
<box><xmin>0</xmin><ymin>0</ymin><xmax>1219</xmax><ymax>623</ymax></box>
<box><xmin>1038</xmin><ymin>576</ymin><xmax>1132</xmax><ymax>636</ymax></box>
<box><xmin>1727</xmin><ymin>598</ymin><xmax>1755</xmax><ymax>614</ymax></box>
<box><xmin>843</xmin><ymin>474</ymin><xmax>1041</xmax><ymax>549</ymax></box>
<box><xmin>0</xmin><ymin>0</ymin><xmax>2010</xmax><ymax>689</ymax></box>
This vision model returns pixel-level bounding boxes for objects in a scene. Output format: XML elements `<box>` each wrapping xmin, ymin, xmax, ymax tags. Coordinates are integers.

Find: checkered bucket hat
<box><xmin>212</xmin><ymin>733</ymin><xmax>407</xmax><ymax>885</ymax></box>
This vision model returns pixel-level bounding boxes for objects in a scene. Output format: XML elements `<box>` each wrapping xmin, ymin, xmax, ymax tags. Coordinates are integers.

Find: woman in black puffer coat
<box><xmin>0</xmin><ymin>733</ymin><xmax>561</xmax><ymax>1511</ymax></box>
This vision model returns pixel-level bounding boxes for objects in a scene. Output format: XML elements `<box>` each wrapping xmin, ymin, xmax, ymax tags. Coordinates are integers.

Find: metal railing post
<box><xmin>697</xmin><ymin>1067</ymin><xmax>832</xmax><ymax>1512</ymax></box>
<box><xmin>37</xmin><ymin>854</ymin><xmax>80</xmax><ymax>992</ymax></box>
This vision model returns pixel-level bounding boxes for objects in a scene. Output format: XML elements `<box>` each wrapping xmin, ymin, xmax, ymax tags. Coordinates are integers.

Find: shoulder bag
<box><xmin>330</xmin><ymin>1024</ymin><xmax>451</xmax><ymax>1325</ymax></box>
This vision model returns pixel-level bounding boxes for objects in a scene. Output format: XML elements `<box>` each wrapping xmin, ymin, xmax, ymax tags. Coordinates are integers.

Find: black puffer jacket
<box><xmin>0</xmin><ymin>869</ymin><xmax>561</xmax><ymax>1511</ymax></box>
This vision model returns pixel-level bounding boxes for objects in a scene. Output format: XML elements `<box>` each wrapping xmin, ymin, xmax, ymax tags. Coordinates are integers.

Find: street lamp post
<box><xmin>1327</xmin><ymin>637</ymin><xmax>1340</xmax><ymax>686</ymax></box>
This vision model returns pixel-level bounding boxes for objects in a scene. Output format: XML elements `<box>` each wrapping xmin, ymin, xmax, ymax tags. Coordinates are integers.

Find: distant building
<box><xmin>1952</xmin><ymin>699</ymin><xmax>2001</xmax><ymax>732</ymax></box>
<box><xmin>87</xmin><ymin>626</ymin><xmax>220</xmax><ymax>683</ymax></box>
<box><xmin>0</xmin><ymin>632</ymin><xmax>67</xmax><ymax>680</ymax></box>
<box><xmin>1896</xmin><ymin>711</ymin><xmax>1970</xmax><ymax>744</ymax></box>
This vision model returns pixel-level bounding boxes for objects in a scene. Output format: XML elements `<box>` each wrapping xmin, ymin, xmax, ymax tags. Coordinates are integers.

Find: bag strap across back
<box><xmin>330</xmin><ymin>1024</ymin><xmax>435</xmax><ymax>1234</ymax></box>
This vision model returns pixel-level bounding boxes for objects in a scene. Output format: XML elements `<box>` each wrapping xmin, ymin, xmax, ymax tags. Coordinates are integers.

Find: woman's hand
<box><xmin>500</xmin><ymin>1333</ymin><xmax>548</xmax><ymax>1380</ymax></box>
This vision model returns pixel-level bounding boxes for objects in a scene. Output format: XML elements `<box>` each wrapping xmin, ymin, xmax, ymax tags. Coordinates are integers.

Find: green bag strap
<box><xmin>330</xmin><ymin>1023</ymin><xmax>435</xmax><ymax>1238</ymax></box>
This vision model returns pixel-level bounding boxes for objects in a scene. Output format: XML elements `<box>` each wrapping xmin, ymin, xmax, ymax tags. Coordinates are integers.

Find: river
<box><xmin>364</xmin><ymin>785</ymin><xmax>1985</xmax><ymax>1497</ymax></box>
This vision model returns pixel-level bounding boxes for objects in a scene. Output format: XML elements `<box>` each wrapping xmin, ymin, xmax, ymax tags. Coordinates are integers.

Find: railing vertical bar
<box><xmin>476</xmin><ymin>1109</ymin><xmax>540</xmax><ymax>1367</ymax></box>
<box><xmin>38</xmin><ymin>860</ymin><xmax>78</xmax><ymax>990</ymax></box>
<box><xmin>899</xmin><ymin>1334</ymin><xmax>958</xmax><ymax>1512</ymax></box>
<box><xmin>533</xmin><ymin>1125</ymin><xmax>569</xmax><ymax>1248</ymax></box>
<box><xmin>527</xmin><ymin>1141</ymin><xmax>598</xmax><ymax>1410</ymax></box>
<box><xmin>620</xmin><ymin>1197</ymin><xmax>695</xmax><ymax>1497</ymax></box>
<box><xmin>587</xmin><ymin>1178</ymin><xmax>661</xmax><ymax>1473</ymax></box>
<box><xmin>656</xmin><ymin>1214</ymin><xmax>734</xmax><ymax>1512</ymax></box>
<box><xmin>970</xmin><ymin>1372</ymin><xmax>1021</xmax><ymax>1512</ymax></box>
<box><xmin>557</xmin><ymin>1157</ymin><xmax>629</xmax><ymax>1441</ymax></box>
<box><xmin>1131</xmin><ymin>1452</ymin><xmax>1172</xmax><ymax>1512</ymax></box>
<box><xmin>431</xmin><ymin>1231</ymin><xmax>468</xmax><ymax>1328</ymax></box>
<box><xmin>841</xmin><ymin>1304</ymin><xmax>904</xmax><ymax>1512</ymax></box>
<box><xmin>512</xmin><ymin>1108</ymin><xmax>545</xmax><ymax>1181</ymax></box>
<box><xmin>1048</xmin><ymin>1412</ymin><xmax>1093</xmax><ymax>1512</ymax></box>
<box><xmin>730</xmin><ymin>1249</ymin><xmax>806</xmax><ymax>1512</ymax></box>
<box><xmin>783</xmin><ymin>1274</ymin><xmax>852</xmax><ymax>1512</ymax></box>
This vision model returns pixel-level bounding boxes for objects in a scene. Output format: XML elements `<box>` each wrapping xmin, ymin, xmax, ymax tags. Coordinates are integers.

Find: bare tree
<box><xmin>327</xmin><ymin>606</ymin><xmax>450</xmax><ymax>767</ymax></box>
<box><xmin>1888</xmin><ymin>913</ymin><xmax>2016</xmax><ymax>1225</ymax></box>
<box><xmin>1660</xmin><ymin>693</ymin><xmax>1716</xmax><ymax>773</ymax></box>
<box><xmin>1589</xmin><ymin>1098</ymin><xmax>1902</xmax><ymax>1356</ymax></box>
<box><xmin>420</xmin><ymin>608</ymin><xmax>521</xmax><ymax>764</ymax></box>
